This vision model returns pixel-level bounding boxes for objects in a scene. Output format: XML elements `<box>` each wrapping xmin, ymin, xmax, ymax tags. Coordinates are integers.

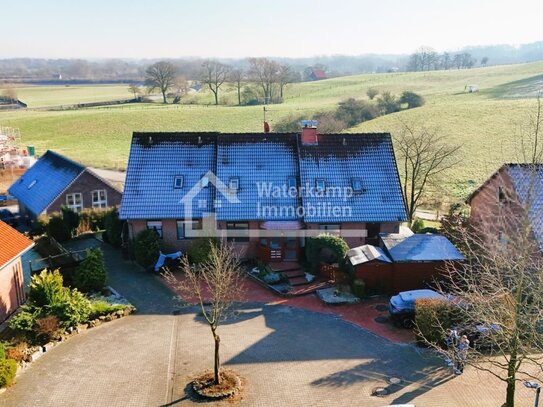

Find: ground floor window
<box><xmin>66</xmin><ymin>193</ymin><xmax>83</xmax><ymax>212</ymax></box>
<box><xmin>91</xmin><ymin>190</ymin><xmax>107</xmax><ymax>208</ymax></box>
<box><xmin>226</xmin><ymin>222</ymin><xmax>249</xmax><ymax>242</ymax></box>
<box><xmin>319</xmin><ymin>224</ymin><xmax>341</xmax><ymax>235</ymax></box>
<box><xmin>176</xmin><ymin>219</ymin><xmax>202</xmax><ymax>239</ymax></box>
<box><xmin>147</xmin><ymin>220</ymin><xmax>163</xmax><ymax>238</ymax></box>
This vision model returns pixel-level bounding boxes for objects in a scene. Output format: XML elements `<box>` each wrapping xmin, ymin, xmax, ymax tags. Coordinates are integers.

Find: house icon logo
<box><xmin>180</xmin><ymin>170</ymin><xmax>241</xmax><ymax>238</ymax></box>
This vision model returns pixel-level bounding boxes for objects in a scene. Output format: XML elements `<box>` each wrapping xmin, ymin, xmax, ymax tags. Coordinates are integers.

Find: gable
<box><xmin>8</xmin><ymin>150</ymin><xmax>84</xmax><ymax>216</ymax></box>
<box><xmin>0</xmin><ymin>221</ymin><xmax>34</xmax><ymax>269</ymax></box>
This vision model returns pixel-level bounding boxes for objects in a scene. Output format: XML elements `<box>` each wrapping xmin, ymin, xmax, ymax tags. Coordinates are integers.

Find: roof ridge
<box><xmin>42</xmin><ymin>150</ymin><xmax>86</xmax><ymax>171</ymax></box>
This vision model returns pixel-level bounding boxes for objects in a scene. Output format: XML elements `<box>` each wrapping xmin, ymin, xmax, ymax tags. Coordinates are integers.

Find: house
<box><xmin>8</xmin><ymin>150</ymin><xmax>122</xmax><ymax>218</ymax></box>
<box><xmin>0</xmin><ymin>220</ymin><xmax>34</xmax><ymax>323</ymax></box>
<box><xmin>346</xmin><ymin>229</ymin><xmax>464</xmax><ymax>293</ymax></box>
<box><xmin>308</xmin><ymin>69</ymin><xmax>327</xmax><ymax>81</ymax></box>
<box><xmin>120</xmin><ymin>127</ymin><xmax>407</xmax><ymax>262</ymax></box>
<box><xmin>468</xmin><ymin>163</ymin><xmax>543</xmax><ymax>251</ymax></box>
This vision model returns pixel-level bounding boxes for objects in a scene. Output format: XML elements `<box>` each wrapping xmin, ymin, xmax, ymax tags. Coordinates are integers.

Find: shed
<box><xmin>380</xmin><ymin>232</ymin><xmax>464</xmax><ymax>292</ymax></box>
<box><xmin>346</xmin><ymin>245</ymin><xmax>393</xmax><ymax>292</ymax></box>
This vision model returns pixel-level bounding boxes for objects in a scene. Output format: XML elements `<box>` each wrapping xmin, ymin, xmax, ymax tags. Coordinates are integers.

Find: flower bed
<box><xmin>317</xmin><ymin>287</ymin><xmax>360</xmax><ymax>305</ymax></box>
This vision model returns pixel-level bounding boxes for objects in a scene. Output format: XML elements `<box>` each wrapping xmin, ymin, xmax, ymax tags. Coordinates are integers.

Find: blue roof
<box><xmin>216</xmin><ymin>134</ymin><xmax>300</xmax><ymax>221</ymax></box>
<box><xmin>8</xmin><ymin>150</ymin><xmax>84</xmax><ymax>215</ymax></box>
<box><xmin>299</xmin><ymin>134</ymin><xmax>407</xmax><ymax>222</ymax></box>
<box><xmin>120</xmin><ymin>132</ymin><xmax>407</xmax><ymax>223</ymax></box>
<box><xmin>507</xmin><ymin>164</ymin><xmax>543</xmax><ymax>251</ymax></box>
<box><xmin>119</xmin><ymin>133</ymin><xmax>216</xmax><ymax>220</ymax></box>
<box><xmin>380</xmin><ymin>233</ymin><xmax>465</xmax><ymax>262</ymax></box>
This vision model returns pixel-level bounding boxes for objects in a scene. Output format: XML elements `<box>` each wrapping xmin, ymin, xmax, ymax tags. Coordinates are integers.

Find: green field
<box><xmin>2</xmin><ymin>61</ymin><xmax>543</xmax><ymax>199</ymax></box>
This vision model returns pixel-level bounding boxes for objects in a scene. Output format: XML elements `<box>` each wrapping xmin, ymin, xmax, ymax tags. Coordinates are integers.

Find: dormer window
<box><xmin>201</xmin><ymin>175</ymin><xmax>210</xmax><ymax>188</ymax></box>
<box><xmin>173</xmin><ymin>176</ymin><xmax>183</xmax><ymax>189</ymax></box>
<box><xmin>28</xmin><ymin>180</ymin><xmax>37</xmax><ymax>189</ymax></box>
<box><xmin>288</xmin><ymin>177</ymin><xmax>297</xmax><ymax>189</ymax></box>
<box><xmin>316</xmin><ymin>179</ymin><xmax>326</xmax><ymax>191</ymax></box>
<box><xmin>351</xmin><ymin>178</ymin><xmax>363</xmax><ymax>193</ymax></box>
<box><xmin>229</xmin><ymin>177</ymin><xmax>239</xmax><ymax>191</ymax></box>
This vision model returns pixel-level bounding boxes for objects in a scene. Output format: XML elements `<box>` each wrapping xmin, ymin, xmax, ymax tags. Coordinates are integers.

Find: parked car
<box><xmin>0</xmin><ymin>208</ymin><xmax>18</xmax><ymax>226</ymax></box>
<box><xmin>456</xmin><ymin>322</ymin><xmax>501</xmax><ymax>351</ymax></box>
<box><xmin>389</xmin><ymin>289</ymin><xmax>450</xmax><ymax>328</ymax></box>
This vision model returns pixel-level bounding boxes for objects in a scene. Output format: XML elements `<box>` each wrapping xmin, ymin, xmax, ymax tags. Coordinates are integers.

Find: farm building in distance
<box><xmin>0</xmin><ymin>220</ymin><xmax>34</xmax><ymax>323</ymax></box>
<box><xmin>308</xmin><ymin>69</ymin><xmax>327</xmax><ymax>81</ymax></box>
<box><xmin>8</xmin><ymin>150</ymin><xmax>123</xmax><ymax>218</ymax></box>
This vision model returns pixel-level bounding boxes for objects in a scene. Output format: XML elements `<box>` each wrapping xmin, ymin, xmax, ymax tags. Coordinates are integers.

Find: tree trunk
<box><xmin>214</xmin><ymin>90</ymin><xmax>219</xmax><ymax>106</ymax></box>
<box><xmin>162</xmin><ymin>90</ymin><xmax>167</xmax><ymax>104</ymax></box>
<box><xmin>213</xmin><ymin>331</ymin><xmax>221</xmax><ymax>384</ymax></box>
<box><xmin>505</xmin><ymin>354</ymin><xmax>517</xmax><ymax>407</ymax></box>
<box><xmin>237</xmin><ymin>84</ymin><xmax>241</xmax><ymax>106</ymax></box>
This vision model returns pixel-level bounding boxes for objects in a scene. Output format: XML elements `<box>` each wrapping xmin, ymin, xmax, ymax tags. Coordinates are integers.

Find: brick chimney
<box><xmin>301</xmin><ymin>123</ymin><xmax>318</xmax><ymax>145</ymax></box>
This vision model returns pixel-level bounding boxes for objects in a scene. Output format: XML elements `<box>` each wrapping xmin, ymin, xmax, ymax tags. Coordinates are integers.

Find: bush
<box><xmin>0</xmin><ymin>342</ymin><xmax>5</xmax><ymax>360</ymax></box>
<box><xmin>28</xmin><ymin>269</ymin><xmax>65</xmax><ymax>309</ymax></box>
<box><xmin>187</xmin><ymin>237</ymin><xmax>218</xmax><ymax>264</ymax></box>
<box><xmin>8</xmin><ymin>307</ymin><xmax>37</xmax><ymax>334</ymax></box>
<box><xmin>366</xmin><ymin>88</ymin><xmax>379</xmax><ymax>100</ymax></box>
<box><xmin>312</xmin><ymin>111</ymin><xmax>347</xmax><ymax>133</ymax></box>
<box><xmin>306</xmin><ymin>234</ymin><xmax>349</xmax><ymax>273</ymax></box>
<box><xmin>415</xmin><ymin>298</ymin><xmax>458</xmax><ymax>345</ymax></box>
<box><xmin>61</xmin><ymin>206</ymin><xmax>80</xmax><ymax>236</ymax></box>
<box><xmin>273</xmin><ymin>113</ymin><xmax>305</xmax><ymax>132</ymax></box>
<box><xmin>47</xmin><ymin>215</ymin><xmax>71</xmax><ymax>242</ymax></box>
<box><xmin>50</xmin><ymin>289</ymin><xmax>92</xmax><ymax>328</ymax></box>
<box><xmin>73</xmin><ymin>248</ymin><xmax>107</xmax><ymax>292</ymax></box>
<box><xmin>35</xmin><ymin>315</ymin><xmax>61</xmax><ymax>343</ymax></box>
<box><xmin>77</xmin><ymin>208</ymin><xmax>109</xmax><ymax>234</ymax></box>
<box><xmin>5</xmin><ymin>342</ymin><xmax>28</xmax><ymax>363</ymax></box>
<box><xmin>411</xmin><ymin>218</ymin><xmax>425</xmax><ymax>233</ymax></box>
<box><xmin>103</xmin><ymin>208</ymin><xmax>123</xmax><ymax>247</ymax></box>
<box><xmin>134</xmin><ymin>229</ymin><xmax>160</xmax><ymax>268</ymax></box>
<box><xmin>335</xmin><ymin>98</ymin><xmax>379</xmax><ymax>127</ymax></box>
<box><xmin>89</xmin><ymin>300</ymin><xmax>126</xmax><ymax>320</ymax></box>
<box><xmin>377</xmin><ymin>91</ymin><xmax>401</xmax><ymax>115</ymax></box>
<box><xmin>400</xmin><ymin>91</ymin><xmax>425</xmax><ymax>109</ymax></box>
<box><xmin>0</xmin><ymin>359</ymin><xmax>17</xmax><ymax>388</ymax></box>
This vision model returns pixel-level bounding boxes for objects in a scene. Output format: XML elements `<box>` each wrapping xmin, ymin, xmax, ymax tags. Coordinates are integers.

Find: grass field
<box><xmin>2</xmin><ymin>61</ymin><xmax>543</xmax><ymax>200</ymax></box>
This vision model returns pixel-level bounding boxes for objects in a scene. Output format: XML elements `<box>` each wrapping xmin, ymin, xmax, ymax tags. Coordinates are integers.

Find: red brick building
<box><xmin>0</xmin><ymin>221</ymin><xmax>34</xmax><ymax>323</ymax></box>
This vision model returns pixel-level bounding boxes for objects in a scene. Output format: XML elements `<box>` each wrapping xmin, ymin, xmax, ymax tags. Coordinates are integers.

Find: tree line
<box><xmin>143</xmin><ymin>58</ymin><xmax>301</xmax><ymax>105</ymax></box>
<box><xmin>407</xmin><ymin>46</ymin><xmax>488</xmax><ymax>72</ymax></box>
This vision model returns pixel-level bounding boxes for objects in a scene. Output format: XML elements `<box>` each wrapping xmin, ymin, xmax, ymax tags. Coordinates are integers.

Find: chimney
<box><xmin>300</xmin><ymin>120</ymin><xmax>319</xmax><ymax>145</ymax></box>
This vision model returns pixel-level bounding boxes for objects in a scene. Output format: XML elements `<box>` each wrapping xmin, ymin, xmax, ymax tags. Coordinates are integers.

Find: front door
<box><xmin>260</xmin><ymin>236</ymin><xmax>299</xmax><ymax>262</ymax></box>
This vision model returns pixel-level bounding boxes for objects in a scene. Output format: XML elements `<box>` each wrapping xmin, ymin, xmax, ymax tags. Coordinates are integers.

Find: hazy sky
<box><xmin>2</xmin><ymin>0</ymin><xmax>542</xmax><ymax>58</ymax></box>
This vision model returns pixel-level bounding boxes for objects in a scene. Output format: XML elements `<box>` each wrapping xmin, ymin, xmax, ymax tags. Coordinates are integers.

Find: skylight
<box><xmin>316</xmin><ymin>179</ymin><xmax>325</xmax><ymax>191</ymax></box>
<box><xmin>28</xmin><ymin>180</ymin><xmax>37</xmax><ymax>189</ymax></box>
<box><xmin>351</xmin><ymin>178</ymin><xmax>363</xmax><ymax>193</ymax></box>
<box><xmin>229</xmin><ymin>177</ymin><xmax>239</xmax><ymax>191</ymax></box>
<box><xmin>201</xmin><ymin>175</ymin><xmax>210</xmax><ymax>188</ymax></box>
<box><xmin>173</xmin><ymin>176</ymin><xmax>183</xmax><ymax>189</ymax></box>
<box><xmin>288</xmin><ymin>177</ymin><xmax>297</xmax><ymax>189</ymax></box>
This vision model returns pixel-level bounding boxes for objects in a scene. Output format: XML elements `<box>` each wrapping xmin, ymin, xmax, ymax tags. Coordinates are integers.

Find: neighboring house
<box><xmin>308</xmin><ymin>69</ymin><xmax>327</xmax><ymax>81</ymax></box>
<box><xmin>346</xmin><ymin>229</ymin><xmax>464</xmax><ymax>293</ymax></box>
<box><xmin>0</xmin><ymin>220</ymin><xmax>34</xmax><ymax>323</ymax></box>
<box><xmin>8</xmin><ymin>150</ymin><xmax>122</xmax><ymax>218</ymax></box>
<box><xmin>468</xmin><ymin>163</ymin><xmax>543</xmax><ymax>251</ymax></box>
<box><xmin>120</xmin><ymin>127</ymin><xmax>407</xmax><ymax>262</ymax></box>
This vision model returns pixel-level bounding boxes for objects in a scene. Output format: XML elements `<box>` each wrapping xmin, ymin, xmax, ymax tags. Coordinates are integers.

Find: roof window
<box><xmin>229</xmin><ymin>177</ymin><xmax>239</xmax><ymax>191</ymax></box>
<box><xmin>351</xmin><ymin>178</ymin><xmax>363</xmax><ymax>193</ymax></box>
<box><xmin>316</xmin><ymin>179</ymin><xmax>326</xmax><ymax>191</ymax></box>
<box><xmin>201</xmin><ymin>175</ymin><xmax>210</xmax><ymax>188</ymax></box>
<box><xmin>28</xmin><ymin>180</ymin><xmax>37</xmax><ymax>189</ymax></box>
<box><xmin>173</xmin><ymin>176</ymin><xmax>183</xmax><ymax>189</ymax></box>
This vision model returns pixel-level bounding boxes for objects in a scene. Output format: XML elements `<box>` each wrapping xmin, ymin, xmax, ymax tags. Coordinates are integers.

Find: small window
<box><xmin>66</xmin><ymin>193</ymin><xmax>83</xmax><ymax>212</ymax></box>
<box><xmin>92</xmin><ymin>190</ymin><xmax>107</xmax><ymax>208</ymax></box>
<box><xmin>226</xmin><ymin>222</ymin><xmax>249</xmax><ymax>242</ymax></box>
<box><xmin>147</xmin><ymin>221</ymin><xmax>163</xmax><ymax>239</ymax></box>
<box><xmin>229</xmin><ymin>177</ymin><xmax>239</xmax><ymax>191</ymax></box>
<box><xmin>351</xmin><ymin>178</ymin><xmax>363</xmax><ymax>193</ymax></box>
<box><xmin>316</xmin><ymin>179</ymin><xmax>326</xmax><ymax>191</ymax></box>
<box><xmin>173</xmin><ymin>176</ymin><xmax>183</xmax><ymax>189</ymax></box>
<box><xmin>28</xmin><ymin>180</ymin><xmax>37</xmax><ymax>189</ymax></box>
<box><xmin>176</xmin><ymin>219</ymin><xmax>202</xmax><ymax>240</ymax></box>
<box><xmin>201</xmin><ymin>175</ymin><xmax>210</xmax><ymax>188</ymax></box>
<box><xmin>319</xmin><ymin>224</ymin><xmax>340</xmax><ymax>235</ymax></box>
<box><xmin>288</xmin><ymin>177</ymin><xmax>297</xmax><ymax>189</ymax></box>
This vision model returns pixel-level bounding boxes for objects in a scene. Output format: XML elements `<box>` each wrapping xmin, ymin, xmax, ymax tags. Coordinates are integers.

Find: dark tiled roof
<box><xmin>8</xmin><ymin>150</ymin><xmax>85</xmax><ymax>215</ymax></box>
<box><xmin>120</xmin><ymin>133</ymin><xmax>217</xmax><ymax>220</ymax></box>
<box><xmin>299</xmin><ymin>134</ymin><xmax>407</xmax><ymax>222</ymax></box>
<box><xmin>120</xmin><ymin>132</ymin><xmax>407</xmax><ymax>223</ymax></box>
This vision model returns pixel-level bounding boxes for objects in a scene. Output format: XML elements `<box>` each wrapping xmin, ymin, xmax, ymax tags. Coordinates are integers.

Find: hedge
<box><xmin>306</xmin><ymin>233</ymin><xmax>349</xmax><ymax>272</ymax></box>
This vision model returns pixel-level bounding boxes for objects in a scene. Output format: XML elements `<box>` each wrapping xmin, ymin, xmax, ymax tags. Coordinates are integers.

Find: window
<box><xmin>316</xmin><ymin>179</ymin><xmax>326</xmax><ymax>191</ymax></box>
<box><xmin>173</xmin><ymin>176</ymin><xmax>183</xmax><ymax>189</ymax></box>
<box><xmin>66</xmin><ymin>193</ymin><xmax>83</xmax><ymax>212</ymax></box>
<box><xmin>498</xmin><ymin>186</ymin><xmax>507</xmax><ymax>203</ymax></box>
<box><xmin>351</xmin><ymin>178</ymin><xmax>363</xmax><ymax>193</ymax></box>
<box><xmin>28</xmin><ymin>180</ymin><xmax>37</xmax><ymax>189</ymax></box>
<box><xmin>176</xmin><ymin>219</ymin><xmax>202</xmax><ymax>239</ymax></box>
<box><xmin>91</xmin><ymin>190</ymin><xmax>107</xmax><ymax>208</ymax></box>
<box><xmin>288</xmin><ymin>177</ymin><xmax>297</xmax><ymax>189</ymax></box>
<box><xmin>229</xmin><ymin>177</ymin><xmax>239</xmax><ymax>191</ymax></box>
<box><xmin>319</xmin><ymin>224</ymin><xmax>341</xmax><ymax>235</ymax></box>
<box><xmin>226</xmin><ymin>222</ymin><xmax>249</xmax><ymax>242</ymax></box>
<box><xmin>147</xmin><ymin>221</ymin><xmax>163</xmax><ymax>238</ymax></box>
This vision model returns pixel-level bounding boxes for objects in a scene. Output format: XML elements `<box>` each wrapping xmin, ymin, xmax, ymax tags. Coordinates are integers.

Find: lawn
<box><xmin>1</xmin><ymin>61</ymin><xmax>543</xmax><ymax>198</ymax></box>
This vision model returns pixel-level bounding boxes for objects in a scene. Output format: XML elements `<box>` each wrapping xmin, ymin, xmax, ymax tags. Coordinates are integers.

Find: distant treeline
<box><xmin>1</xmin><ymin>41</ymin><xmax>542</xmax><ymax>82</ymax></box>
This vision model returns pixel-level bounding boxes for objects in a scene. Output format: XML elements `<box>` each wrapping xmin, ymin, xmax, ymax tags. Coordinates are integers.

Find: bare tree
<box><xmin>201</xmin><ymin>60</ymin><xmax>231</xmax><ymax>105</ymax></box>
<box><xmin>127</xmin><ymin>84</ymin><xmax>141</xmax><ymax>99</ymax></box>
<box><xmin>2</xmin><ymin>86</ymin><xmax>18</xmax><ymax>102</ymax></box>
<box><xmin>163</xmin><ymin>244</ymin><xmax>244</xmax><ymax>385</ymax></box>
<box><xmin>248</xmin><ymin>58</ymin><xmax>281</xmax><ymax>104</ymax></box>
<box><xmin>229</xmin><ymin>68</ymin><xmax>245</xmax><ymax>106</ymax></box>
<box><xmin>518</xmin><ymin>93</ymin><xmax>543</xmax><ymax>164</ymax></box>
<box><xmin>394</xmin><ymin>121</ymin><xmax>461</xmax><ymax>225</ymax></box>
<box><xmin>277</xmin><ymin>64</ymin><xmax>298</xmax><ymax>99</ymax></box>
<box><xmin>144</xmin><ymin>61</ymin><xmax>177</xmax><ymax>104</ymax></box>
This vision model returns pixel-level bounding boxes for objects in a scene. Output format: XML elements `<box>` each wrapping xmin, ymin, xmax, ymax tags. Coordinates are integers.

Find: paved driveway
<box><xmin>0</xmin><ymin>243</ymin><xmax>536</xmax><ymax>406</ymax></box>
